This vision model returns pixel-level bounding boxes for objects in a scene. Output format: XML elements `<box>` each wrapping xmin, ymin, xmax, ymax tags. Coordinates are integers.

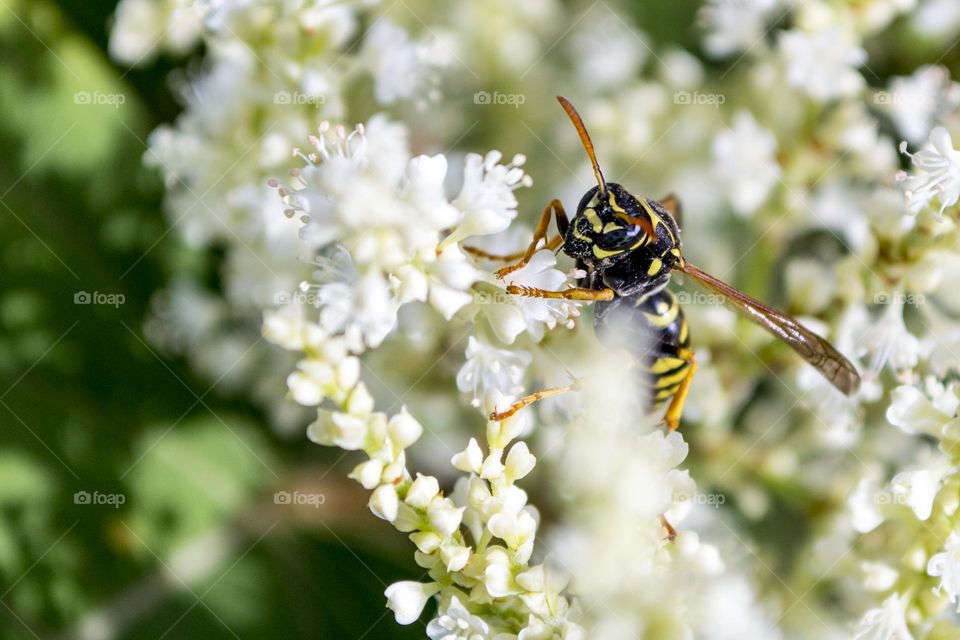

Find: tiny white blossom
<box><xmin>700</xmin><ymin>0</ymin><xmax>780</xmax><ymax>57</ymax></box>
<box><xmin>371</xmin><ymin>483</ymin><xmax>401</xmax><ymax>522</ymax></box>
<box><xmin>887</xmin><ymin>380</ymin><xmax>959</xmax><ymax>436</ymax></box>
<box><xmin>900</xmin><ymin>126</ymin><xmax>960</xmax><ymax>216</ymax></box>
<box><xmin>882</xmin><ymin>66</ymin><xmax>957</xmax><ymax>145</ymax></box>
<box><xmin>484</xmin><ymin>250</ymin><xmax>580</xmax><ymax>344</ymax></box>
<box><xmin>712</xmin><ymin>112</ymin><xmax>781</xmax><ymax>216</ymax></box>
<box><xmin>385</xmin><ymin>580</ymin><xmax>441</xmax><ymax>625</ymax></box>
<box><xmin>388</xmin><ymin>408</ymin><xmax>424</xmax><ymax>450</ymax></box>
<box><xmin>891</xmin><ymin>467</ymin><xmax>946</xmax><ymax>520</ymax></box>
<box><xmin>778</xmin><ymin>28</ymin><xmax>866</xmax><ymax>101</ymax></box>
<box><xmin>451</xmin><ymin>438</ymin><xmax>484</xmax><ymax>474</ymax></box>
<box><xmin>440</xmin><ymin>151</ymin><xmax>533</xmax><ymax>250</ymax></box>
<box><xmin>361</xmin><ymin>20</ymin><xmax>447</xmax><ymax>105</ymax></box>
<box><xmin>427</xmin><ymin>596</ymin><xmax>491</xmax><ymax>639</ymax></box>
<box><xmin>109</xmin><ymin>0</ymin><xmax>205</xmax><ymax>65</ymax></box>
<box><xmin>406</xmin><ymin>474</ymin><xmax>442</xmax><ymax>509</ymax></box>
<box><xmin>927</xmin><ymin>532</ymin><xmax>960</xmax><ymax>611</ymax></box>
<box><xmin>428</xmin><ymin>502</ymin><xmax>465</xmax><ymax>538</ymax></box>
<box><xmin>862</xmin><ymin>562</ymin><xmax>899</xmax><ymax>592</ymax></box>
<box><xmin>504</xmin><ymin>442</ymin><xmax>537</xmax><ymax>484</ymax></box>
<box><xmin>857</xmin><ymin>298</ymin><xmax>922</xmax><ymax>373</ymax></box>
<box><xmin>852</xmin><ymin>592</ymin><xmax>914</xmax><ymax>640</ymax></box>
<box><xmin>849</xmin><ymin>478</ymin><xmax>885</xmax><ymax>533</ymax></box>
<box><xmin>457</xmin><ymin>336</ymin><xmax>532</xmax><ymax>407</ymax></box>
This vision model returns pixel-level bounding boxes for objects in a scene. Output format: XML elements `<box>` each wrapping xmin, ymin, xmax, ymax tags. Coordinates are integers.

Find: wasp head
<box><xmin>555</xmin><ymin>97</ymin><xmax>682</xmax><ymax>274</ymax></box>
<box><xmin>563</xmin><ymin>182</ymin><xmax>680</xmax><ymax>266</ymax></box>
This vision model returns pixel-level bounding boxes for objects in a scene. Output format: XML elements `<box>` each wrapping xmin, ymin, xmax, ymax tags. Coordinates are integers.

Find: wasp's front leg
<box><xmin>506</xmin><ymin>283</ymin><xmax>614</xmax><ymax>301</ymax></box>
<box><xmin>462</xmin><ymin>235</ymin><xmax>563</xmax><ymax>263</ymax></box>
<box><xmin>492</xmin><ymin>199</ymin><xmax>569</xmax><ymax>280</ymax></box>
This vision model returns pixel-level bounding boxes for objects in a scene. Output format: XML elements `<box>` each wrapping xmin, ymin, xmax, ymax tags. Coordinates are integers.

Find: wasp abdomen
<box><xmin>594</xmin><ymin>290</ymin><xmax>692</xmax><ymax>411</ymax></box>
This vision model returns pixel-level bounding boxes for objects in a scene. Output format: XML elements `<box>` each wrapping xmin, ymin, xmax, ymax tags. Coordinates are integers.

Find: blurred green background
<box><xmin>0</xmin><ymin>1</ymin><xmax>422</xmax><ymax>638</ymax></box>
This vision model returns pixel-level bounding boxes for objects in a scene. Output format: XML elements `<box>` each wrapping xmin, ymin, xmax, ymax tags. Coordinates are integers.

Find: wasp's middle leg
<box><xmin>489</xmin><ymin>379</ymin><xmax>581</xmax><ymax>421</ymax></box>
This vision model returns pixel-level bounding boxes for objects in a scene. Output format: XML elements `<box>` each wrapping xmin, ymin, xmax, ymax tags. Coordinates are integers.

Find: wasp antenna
<box><xmin>556</xmin><ymin>96</ymin><xmax>606</xmax><ymax>195</ymax></box>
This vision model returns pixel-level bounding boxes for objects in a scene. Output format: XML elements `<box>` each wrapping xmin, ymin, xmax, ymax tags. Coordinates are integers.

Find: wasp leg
<box><xmin>662</xmin><ymin>349</ymin><xmax>697</xmax><ymax>432</ymax></box>
<box><xmin>495</xmin><ymin>199</ymin><xmax>568</xmax><ymax>279</ymax></box>
<box><xmin>462</xmin><ymin>235</ymin><xmax>563</xmax><ymax>262</ymax></box>
<box><xmin>489</xmin><ymin>380</ymin><xmax>581</xmax><ymax>421</ymax></box>
<box><xmin>659</xmin><ymin>514</ymin><xmax>677</xmax><ymax>542</ymax></box>
<box><xmin>506</xmin><ymin>284</ymin><xmax>614</xmax><ymax>301</ymax></box>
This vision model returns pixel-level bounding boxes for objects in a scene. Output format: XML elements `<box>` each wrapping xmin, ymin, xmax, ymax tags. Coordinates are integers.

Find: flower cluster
<box><xmin>112</xmin><ymin>0</ymin><xmax>449</xmax><ymax>428</ymax></box>
<box><xmin>118</xmin><ymin>0</ymin><xmax>960</xmax><ymax>635</ymax></box>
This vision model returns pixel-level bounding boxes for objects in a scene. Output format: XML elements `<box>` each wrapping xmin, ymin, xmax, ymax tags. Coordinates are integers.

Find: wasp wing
<box><xmin>678</xmin><ymin>261</ymin><xmax>861</xmax><ymax>395</ymax></box>
<box><xmin>658</xmin><ymin>194</ymin><xmax>682</xmax><ymax>228</ymax></box>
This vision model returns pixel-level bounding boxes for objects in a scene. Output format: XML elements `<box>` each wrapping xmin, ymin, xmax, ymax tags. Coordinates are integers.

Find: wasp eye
<box><xmin>597</xmin><ymin>224</ymin><xmax>640</xmax><ymax>250</ymax></box>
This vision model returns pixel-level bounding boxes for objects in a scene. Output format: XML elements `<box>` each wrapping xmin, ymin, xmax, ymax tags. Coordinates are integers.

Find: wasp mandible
<box><xmin>480</xmin><ymin>96</ymin><xmax>861</xmax><ymax>431</ymax></box>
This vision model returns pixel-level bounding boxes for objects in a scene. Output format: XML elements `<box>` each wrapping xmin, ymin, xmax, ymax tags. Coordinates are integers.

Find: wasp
<box><xmin>478</xmin><ymin>96</ymin><xmax>861</xmax><ymax>431</ymax></box>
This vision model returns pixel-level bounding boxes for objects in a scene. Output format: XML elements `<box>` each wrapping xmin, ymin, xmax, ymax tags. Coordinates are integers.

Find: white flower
<box><xmin>927</xmin><ymin>532</ymin><xmax>960</xmax><ymax>610</ymax></box>
<box><xmin>288</xmin><ymin>353</ymin><xmax>360</xmax><ymax>407</ymax></box>
<box><xmin>451</xmin><ymin>438</ymin><xmax>484</xmax><ymax>474</ymax></box>
<box><xmin>427</xmin><ymin>596</ymin><xmax>490</xmax><ymax>639</ymax></box>
<box><xmin>440</xmin><ymin>151</ymin><xmax>533</xmax><ymax>250</ymax></box>
<box><xmin>361</xmin><ymin>20</ymin><xmax>447</xmax><ymax>105</ymax></box>
<box><xmin>370</xmin><ymin>483</ymin><xmax>401</xmax><ymax>522</ymax></box>
<box><xmin>900</xmin><ymin>126</ymin><xmax>960</xmax><ymax>216</ymax></box>
<box><xmin>484</xmin><ymin>250</ymin><xmax>580</xmax><ymax>344</ymax></box>
<box><xmin>849</xmin><ymin>478</ymin><xmax>885</xmax><ymax>533</ymax></box>
<box><xmin>385</xmin><ymin>580</ymin><xmax>441</xmax><ymax>625</ymax></box>
<box><xmin>887</xmin><ymin>381</ymin><xmax>959</xmax><ymax>436</ymax></box>
<box><xmin>852</xmin><ymin>592</ymin><xmax>914</xmax><ymax>640</ymax></box>
<box><xmin>882</xmin><ymin>66</ymin><xmax>957</xmax><ymax>145</ymax></box>
<box><xmin>312</xmin><ymin>271</ymin><xmax>399</xmax><ymax>348</ymax></box>
<box><xmin>712</xmin><ymin>112</ymin><xmax>781</xmax><ymax>216</ymax></box>
<box><xmin>570</xmin><ymin>17</ymin><xmax>648</xmax><ymax>90</ymax></box>
<box><xmin>457</xmin><ymin>336</ymin><xmax>532</xmax><ymax>407</ymax></box>
<box><xmin>856</xmin><ymin>298</ymin><xmax>922</xmax><ymax>373</ymax></box>
<box><xmin>891</xmin><ymin>467</ymin><xmax>946</xmax><ymax>520</ymax></box>
<box><xmin>109</xmin><ymin>0</ymin><xmax>205</xmax><ymax>65</ymax></box>
<box><xmin>913</xmin><ymin>0</ymin><xmax>960</xmax><ymax>40</ymax></box>
<box><xmin>488</xmin><ymin>509</ymin><xmax>537</xmax><ymax>560</ymax></box>
<box><xmin>701</xmin><ymin>0</ymin><xmax>780</xmax><ymax>57</ymax></box>
<box><xmin>262</xmin><ymin>304</ymin><xmax>324</xmax><ymax>352</ymax></box>
<box><xmin>284</xmin><ymin>119</ymin><xmax>517</xmax><ymax>343</ymax></box>
<box><xmin>484</xmin><ymin>547</ymin><xmax>524</xmax><ymax>597</ymax></box>
<box><xmin>428</xmin><ymin>502</ymin><xmax>465</xmax><ymax>538</ymax></box>
<box><xmin>862</xmin><ymin>562</ymin><xmax>899</xmax><ymax>591</ymax></box>
<box><xmin>778</xmin><ymin>28</ymin><xmax>866</xmax><ymax>101</ymax></box>
<box><xmin>388</xmin><ymin>408</ymin><xmax>424</xmax><ymax>450</ymax></box>
<box><xmin>503</xmin><ymin>442</ymin><xmax>537</xmax><ymax>484</ymax></box>
<box><xmin>406</xmin><ymin>474</ymin><xmax>442</xmax><ymax>509</ymax></box>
